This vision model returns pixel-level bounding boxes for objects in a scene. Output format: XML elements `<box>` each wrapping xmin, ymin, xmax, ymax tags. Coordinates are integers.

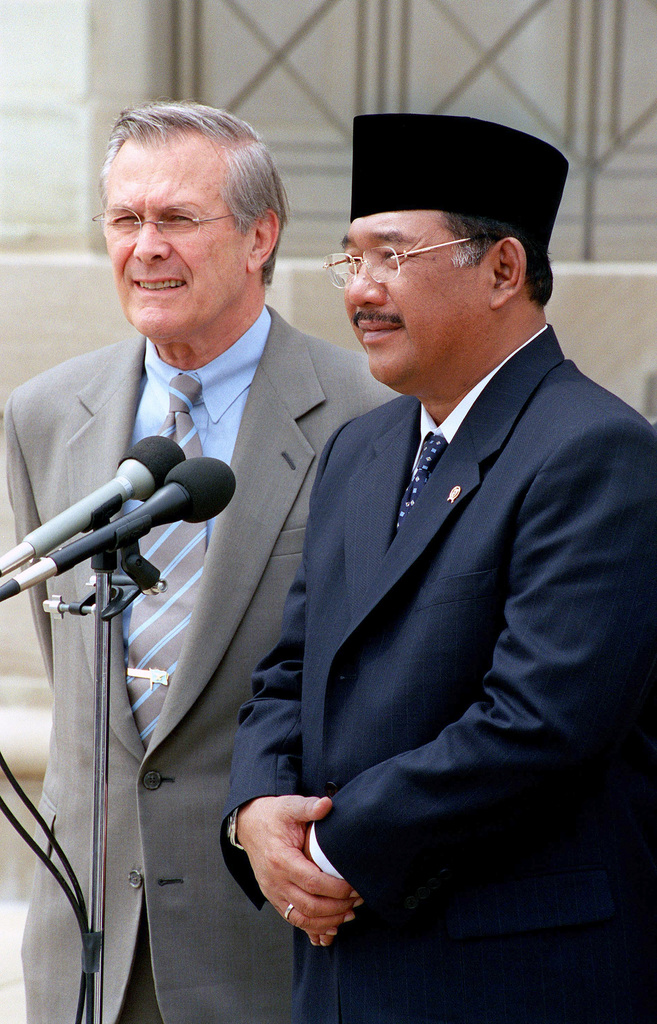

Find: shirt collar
<box><xmin>420</xmin><ymin>323</ymin><xmax>548</xmax><ymax>443</ymax></box>
<box><xmin>144</xmin><ymin>306</ymin><xmax>271</xmax><ymax>423</ymax></box>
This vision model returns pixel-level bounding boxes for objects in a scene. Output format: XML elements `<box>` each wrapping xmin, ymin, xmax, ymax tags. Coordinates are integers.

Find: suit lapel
<box><xmin>151</xmin><ymin>311</ymin><xmax>327</xmax><ymax>745</ymax></box>
<box><xmin>343</xmin><ymin>413</ymin><xmax>482</xmax><ymax>638</ymax></box>
<box><xmin>65</xmin><ymin>337</ymin><xmax>147</xmax><ymax>760</ymax></box>
<box><xmin>341</xmin><ymin>328</ymin><xmax>564</xmax><ymax>642</ymax></box>
<box><xmin>343</xmin><ymin>400</ymin><xmax>418</xmax><ymax>608</ymax></box>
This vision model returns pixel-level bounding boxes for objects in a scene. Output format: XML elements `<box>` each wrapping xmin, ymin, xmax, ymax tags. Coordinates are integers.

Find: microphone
<box><xmin>0</xmin><ymin>457</ymin><xmax>236</xmax><ymax>603</ymax></box>
<box><xmin>0</xmin><ymin>435</ymin><xmax>185</xmax><ymax>577</ymax></box>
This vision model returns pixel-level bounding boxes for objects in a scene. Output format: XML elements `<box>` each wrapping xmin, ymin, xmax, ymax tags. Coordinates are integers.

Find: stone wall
<box><xmin>4</xmin><ymin>1</ymin><xmax>657</xmax><ymax>261</ymax></box>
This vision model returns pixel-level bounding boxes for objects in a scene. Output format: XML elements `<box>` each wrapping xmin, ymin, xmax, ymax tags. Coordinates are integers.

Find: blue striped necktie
<box><xmin>126</xmin><ymin>373</ymin><xmax>206</xmax><ymax>748</ymax></box>
<box><xmin>397</xmin><ymin>431</ymin><xmax>448</xmax><ymax>529</ymax></box>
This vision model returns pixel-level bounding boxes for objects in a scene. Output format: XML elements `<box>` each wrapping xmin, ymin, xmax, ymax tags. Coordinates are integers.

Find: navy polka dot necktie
<box><xmin>397</xmin><ymin>432</ymin><xmax>448</xmax><ymax>529</ymax></box>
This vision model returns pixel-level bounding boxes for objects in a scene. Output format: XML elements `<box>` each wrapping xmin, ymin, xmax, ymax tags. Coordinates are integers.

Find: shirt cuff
<box><xmin>309</xmin><ymin>822</ymin><xmax>344</xmax><ymax>879</ymax></box>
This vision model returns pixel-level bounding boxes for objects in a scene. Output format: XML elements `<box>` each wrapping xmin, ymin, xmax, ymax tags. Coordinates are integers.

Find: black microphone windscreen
<box><xmin>165</xmin><ymin>458</ymin><xmax>236</xmax><ymax>522</ymax></box>
<box><xmin>120</xmin><ymin>436</ymin><xmax>185</xmax><ymax>488</ymax></box>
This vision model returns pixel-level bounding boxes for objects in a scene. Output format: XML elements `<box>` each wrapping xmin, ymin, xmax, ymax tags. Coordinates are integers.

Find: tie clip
<box><xmin>127</xmin><ymin>667</ymin><xmax>169</xmax><ymax>689</ymax></box>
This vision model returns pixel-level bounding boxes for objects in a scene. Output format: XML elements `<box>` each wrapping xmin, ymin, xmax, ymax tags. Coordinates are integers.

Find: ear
<box><xmin>488</xmin><ymin>236</ymin><xmax>527</xmax><ymax>310</ymax></box>
<box><xmin>246</xmin><ymin>209</ymin><xmax>279</xmax><ymax>276</ymax></box>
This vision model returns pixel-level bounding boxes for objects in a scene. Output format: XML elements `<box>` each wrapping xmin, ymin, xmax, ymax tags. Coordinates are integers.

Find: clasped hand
<box><xmin>237</xmin><ymin>795</ymin><xmax>362</xmax><ymax>947</ymax></box>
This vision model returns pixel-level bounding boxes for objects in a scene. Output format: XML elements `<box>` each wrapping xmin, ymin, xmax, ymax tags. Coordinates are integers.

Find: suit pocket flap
<box><xmin>415</xmin><ymin>567</ymin><xmax>500</xmax><ymax>610</ymax></box>
<box><xmin>445</xmin><ymin>868</ymin><xmax>615</xmax><ymax>939</ymax></box>
<box><xmin>269</xmin><ymin>526</ymin><xmax>305</xmax><ymax>558</ymax></box>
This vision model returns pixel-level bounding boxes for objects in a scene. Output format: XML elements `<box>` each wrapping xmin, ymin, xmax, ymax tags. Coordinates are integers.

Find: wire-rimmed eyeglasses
<box><xmin>323</xmin><ymin>237</ymin><xmax>473</xmax><ymax>288</ymax></box>
<box><xmin>92</xmin><ymin>208</ymin><xmax>234</xmax><ymax>240</ymax></box>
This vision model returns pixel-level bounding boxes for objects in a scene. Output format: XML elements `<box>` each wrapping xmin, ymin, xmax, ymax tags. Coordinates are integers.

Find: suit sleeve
<box><xmin>224</xmin><ymin>424</ymin><xmax>350</xmax><ymax>805</ymax></box>
<box><xmin>221</xmin><ymin>425</ymin><xmax>341</xmax><ymax>899</ymax></box>
<box><xmin>4</xmin><ymin>394</ymin><xmax>55</xmax><ymax>683</ymax></box>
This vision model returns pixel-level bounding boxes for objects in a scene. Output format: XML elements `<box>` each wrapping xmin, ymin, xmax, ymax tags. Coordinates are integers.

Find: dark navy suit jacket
<box><xmin>224</xmin><ymin>328</ymin><xmax>657</xmax><ymax>1024</ymax></box>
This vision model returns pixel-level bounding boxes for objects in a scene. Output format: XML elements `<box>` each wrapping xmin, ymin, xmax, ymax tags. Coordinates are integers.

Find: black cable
<box><xmin>0</xmin><ymin>750</ymin><xmax>87</xmax><ymax>918</ymax></box>
<box><xmin>75</xmin><ymin>969</ymin><xmax>86</xmax><ymax>1024</ymax></box>
<box><xmin>0</xmin><ymin>792</ymin><xmax>86</xmax><ymax>934</ymax></box>
<box><xmin>0</xmin><ymin>751</ymin><xmax>94</xmax><ymax>1024</ymax></box>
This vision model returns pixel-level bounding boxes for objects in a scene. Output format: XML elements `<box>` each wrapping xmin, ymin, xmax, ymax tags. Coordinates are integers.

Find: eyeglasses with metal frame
<box><xmin>92</xmin><ymin>208</ymin><xmax>234</xmax><ymax>239</ymax></box>
<box><xmin>322</xmin><ymin>236</ymin><xmax>473</xmax><ymax>288</ymax></box>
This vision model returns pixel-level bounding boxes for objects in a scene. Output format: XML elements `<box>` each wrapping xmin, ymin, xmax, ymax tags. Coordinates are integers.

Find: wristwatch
<box><xmin>227</xmin><ymin>807</ymin><xmax>244</xmax><ymax>850</ymax></box>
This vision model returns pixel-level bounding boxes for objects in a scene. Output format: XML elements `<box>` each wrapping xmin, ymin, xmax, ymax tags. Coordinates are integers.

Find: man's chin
<box><xmin>125</xmin><ymin>308</ymin><xmax>180</xmax><ymax>344</ymax></box>
<box><xmin>363</xmin><ymin>353</ymin><xmax>407</xmax><ymax>394</ymax></box>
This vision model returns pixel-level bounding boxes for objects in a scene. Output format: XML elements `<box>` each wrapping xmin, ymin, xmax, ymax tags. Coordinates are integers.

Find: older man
<box><xmin>224</xmin><ymin>114</ymin><xmax>657</xmax><ymax>1024</ymax></box>
<box><xmin>5</xmin><ymin>102</ymin><xmax>389</xmax><ymax>1024</ymax></box>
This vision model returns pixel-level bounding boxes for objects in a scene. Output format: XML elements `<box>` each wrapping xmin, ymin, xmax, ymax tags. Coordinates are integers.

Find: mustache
<box><xmin>352</xmin><ymin>310</ymin><xmax>405</xmax><ymax>329</ymax></box>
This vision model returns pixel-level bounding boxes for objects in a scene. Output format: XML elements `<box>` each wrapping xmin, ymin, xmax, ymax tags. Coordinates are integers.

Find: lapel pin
<box><xmin>447</xmin><ymin>486</ymin><xmax>461</xmax><ymax>504</ymax></box>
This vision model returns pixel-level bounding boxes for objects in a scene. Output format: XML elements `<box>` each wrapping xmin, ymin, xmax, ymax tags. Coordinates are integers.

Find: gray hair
<box><xmin>442</xmin><ymin>210</ymin><xmax>554</xmax><ymax>307</ymax></box>
<box><xmin>99</xmin><ymin>101</ymin><xmax>289</xmax><ymax>286</ymax></box>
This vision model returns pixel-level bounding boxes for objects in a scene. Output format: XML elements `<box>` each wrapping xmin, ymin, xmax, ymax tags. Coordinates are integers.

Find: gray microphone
<box><xmin>0</xmin><ymin>457</ymin><xmax>236</xmax><ymax>603</ymax></box>
<box><xmin>0</xmin><ymin>435</ymin><xmax>185</xmax><ymax>578</ymax></box>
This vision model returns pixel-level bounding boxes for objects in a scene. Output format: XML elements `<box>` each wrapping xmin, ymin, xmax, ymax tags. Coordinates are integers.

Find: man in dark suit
<box><xmin>5</xmin><ymin>102</ymin><xmax>389</xmax><ymax>1024</ymax></box>
<box><xmin>223</xmin><ymin>114</ymin><xmax>657</xmax><ymax>1023</ymax></box>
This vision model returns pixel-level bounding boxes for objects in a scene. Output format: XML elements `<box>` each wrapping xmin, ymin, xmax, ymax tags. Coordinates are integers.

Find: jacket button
<box><xmin>128</xmin><ymin>870</ymin><xmax>143</xmax><ymax>889</ymax></box>
<box><xmin>417</xmin><ymin>886</ymin><xmax>430</xmax><ymax>900</ymax></box>
<box><xmin>404</xmin><ymin>895</ymin><xmax>419</xmax><ymax>910</ymax></box>
<box><xmin>324</xmin><ymin>781</ymin><xmax>338</xmax><ymax>797</ymax></box>
<box><xmin>143</xmin><ymin>771</ymin><xmax>162</xmax><ymax>790</ymax></box>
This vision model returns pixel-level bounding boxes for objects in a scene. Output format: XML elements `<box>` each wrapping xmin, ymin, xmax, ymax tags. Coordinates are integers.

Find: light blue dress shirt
<box><xmin>131</xmin><ymin>305</ymin><xmax>271</xmax><ymax>483</ymax></box>
<box><xmin>121</xmin><ymin>306</ymin><xmax>270</xmax><ymax>649</ymax></box>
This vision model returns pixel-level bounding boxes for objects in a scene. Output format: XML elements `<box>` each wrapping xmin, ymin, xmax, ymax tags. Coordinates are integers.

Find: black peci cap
<box><xmin>350</xmin><ymin>114</ymin><xmax>568</xmax><ymax>248</ymax></box>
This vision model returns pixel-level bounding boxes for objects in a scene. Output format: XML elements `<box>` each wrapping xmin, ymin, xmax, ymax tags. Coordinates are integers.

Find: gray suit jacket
<box><xmin>5</xmin><ymin>308</ymin><xmax>390</xmax><ymax>1024</ymax></box>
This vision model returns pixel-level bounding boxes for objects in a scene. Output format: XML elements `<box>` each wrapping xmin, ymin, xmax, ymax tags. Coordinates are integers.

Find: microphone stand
<box><xmin>87</xmin><ymin>547</ymin><xmax>114</xmax><ymax>1024</ymax></box>
<box><xmin>45</xmin><ymin>536</ymin><xmax>163</xmax><ymax>1024</ymax></box>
